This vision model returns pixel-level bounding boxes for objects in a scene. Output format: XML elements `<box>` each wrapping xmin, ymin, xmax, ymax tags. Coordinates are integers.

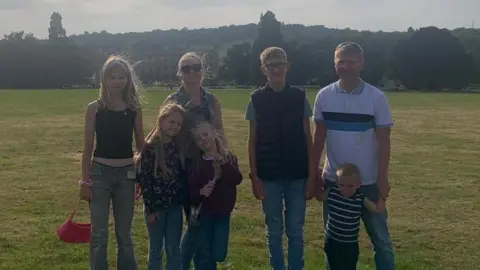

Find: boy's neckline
<box><xmin>266</xmin><ymin>82</ymin><xmax>288</xmax><ymax>92</ymax></box>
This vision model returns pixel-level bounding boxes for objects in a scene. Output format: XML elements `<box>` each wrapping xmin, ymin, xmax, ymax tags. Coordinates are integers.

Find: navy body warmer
<box><xmin>93</xmin><ymin>101</ymin><xmax>137</xmax><ymax>159</ymax></box>
<box><xmin>251</xmin><ymin>85</ymin><xmax>309</xmax><ymax>181</ymax></box>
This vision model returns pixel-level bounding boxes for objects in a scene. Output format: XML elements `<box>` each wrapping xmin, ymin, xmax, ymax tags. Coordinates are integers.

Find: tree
<box><xmin>48</xmin><ymin>12</ymin><xmax>67</xmax><ymax>40</ymax></box>
<box><xmin>249</xmin><ymin>11</ymin><xmax>286</xmax><ymax>85</ymax></box>
<box><xmin>391</xmin><ymin>26</ymin><xmax>473</xmax><ymax>90</ymax></box>
<box><xmin>3</xmin><ymin>31</ymin><xmax>36</xmax><ymax>41</ymax></box>
<box><xmin>224</xmin><ymin>42</ymin><xmax>251</xmax><ymax>84</ymax></box>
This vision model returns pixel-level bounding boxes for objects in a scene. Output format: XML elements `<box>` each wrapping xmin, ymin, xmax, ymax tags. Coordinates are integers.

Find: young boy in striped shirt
<box><xmin>317</xmin><ymin>163</ymin><xmax>385</xmax><ymax>270</ymax></box>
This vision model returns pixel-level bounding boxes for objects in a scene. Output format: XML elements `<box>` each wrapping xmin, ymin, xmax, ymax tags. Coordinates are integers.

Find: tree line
<box><xmin>0</xmin><ymin>11</ymin><xmax>479</xmax><ymax>90</ymax></box>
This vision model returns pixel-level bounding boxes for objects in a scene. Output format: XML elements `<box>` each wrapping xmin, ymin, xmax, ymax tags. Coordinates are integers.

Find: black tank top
<box><xmin>93</xmin><ymin>101</ymin><xmax>137</xmax><ymax>159</ymax></box>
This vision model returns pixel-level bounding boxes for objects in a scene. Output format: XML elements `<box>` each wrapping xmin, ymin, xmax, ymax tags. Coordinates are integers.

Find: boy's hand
<box><xmin>147</xmin><ymin>213</ymin><xmax>157</xmax><ymax>224</ymax></box>
<box><xmin>249</xmin><ymin>174</ymin><xmax>264</xmax><ymax>200</ymax></box>
<box><xmin>79</xmin><ymin>184</ymin><xmax>90</xmax><ymax>201</ymax></box>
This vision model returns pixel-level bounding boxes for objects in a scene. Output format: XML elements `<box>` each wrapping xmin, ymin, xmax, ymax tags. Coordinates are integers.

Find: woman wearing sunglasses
<box><xmin>156</xmin><ymin>52</ymin><xmax>226</xmax><ymax>269</ymax></box>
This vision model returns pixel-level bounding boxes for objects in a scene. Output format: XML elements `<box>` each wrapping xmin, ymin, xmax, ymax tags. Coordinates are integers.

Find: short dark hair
<box><xmin>335</xmin><ymin>42</ymin><xmax>363</xmax><ymax>55</ymax></box>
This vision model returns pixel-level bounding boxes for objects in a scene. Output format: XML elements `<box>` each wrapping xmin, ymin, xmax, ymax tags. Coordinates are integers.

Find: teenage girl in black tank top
<box><xmin>78</xmin><ymin>56</ymin><xmax>144</xmax><ymax>270</ymax></box>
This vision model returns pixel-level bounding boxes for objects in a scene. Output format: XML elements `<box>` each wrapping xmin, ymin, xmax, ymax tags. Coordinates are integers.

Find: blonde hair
<box><xmin>260</xmin><ymin>47</ymin><xmax>288</xmax><ymax>65</ymax></box>
<box><xmin>135</xmin><ymin>103</ymin><xmax>186</xmax><ymax>177</ymax></box>
<box><xmin>336</xmin><ymin>163</ymin><xmax>361</xmax><ymax>178</ymax></box>
<box><xmin>99</xmin><ymin>55</ymin><xmax>143</xmax><ymax>110</ymax></box>
<box><xmin>177</xmin><ymin>52</ymin><xmax>211</xmax><ymax>83</ymax></box>
<box><xmin>190</xmin><ymin>120</ymin><xmax>232</xmax><ymax>179</ymax></box>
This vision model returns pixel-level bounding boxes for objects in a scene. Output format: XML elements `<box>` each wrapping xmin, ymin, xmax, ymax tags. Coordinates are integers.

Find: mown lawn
<box><xmin>0</xmin><ymin>89</ymin><xmax>479</xmax><ymax>269</ymax></box>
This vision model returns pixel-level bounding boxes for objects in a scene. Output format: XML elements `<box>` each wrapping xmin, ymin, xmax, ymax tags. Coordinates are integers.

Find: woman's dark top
<box><xmin>93</xmin><ymin>101</ymin><xmax>137</xmax><ymax>159</ymax></box>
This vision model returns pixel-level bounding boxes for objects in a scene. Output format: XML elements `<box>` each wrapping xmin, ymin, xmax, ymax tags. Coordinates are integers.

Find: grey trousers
<box><xmin>89</xmin><ymin>161</ymin><xmax>137</xmax><ymax>270</ymax></box>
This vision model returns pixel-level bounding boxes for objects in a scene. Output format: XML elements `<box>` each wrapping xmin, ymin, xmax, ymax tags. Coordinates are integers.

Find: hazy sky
<box><xmin>0</xmin><ymin>0</ymin><xmax>478</xmax><ymax>38</ymax></box>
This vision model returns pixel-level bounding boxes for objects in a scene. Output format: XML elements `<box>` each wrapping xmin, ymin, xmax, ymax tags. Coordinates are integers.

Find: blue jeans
<box><xmin>194</xmin><ymin>214</ymin><xmax>231</xmax><ymax>270</ymax></box>
<box><xmin>262</xmin><ymin>178</ymin><xmax>307</xmax><ymax>270</ymax></box>
<box><xmin>145</xmin><ymin>206</ymin><xmax>183</xmax><ymax>270</ymax></box>
<box><xmin>323</xmin><ymin>181</ymin><xmax>395</xmax><ymax>270</ymax></box>
<box><xmin>180</xmin><ymin>224</ymin><xmax>200</xmax><ymax>270</ymax></box>
<box><xmin>89</xmin><ymin>162</ymin><xmax>137</xmax><ymax>270</ymax></box>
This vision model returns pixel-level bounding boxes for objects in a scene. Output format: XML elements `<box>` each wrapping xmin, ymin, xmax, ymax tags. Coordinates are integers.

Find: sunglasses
<box><xmin>181</xmin><ymin>64</ymin><xmax>202</xmax><ymax>74</ymax></box>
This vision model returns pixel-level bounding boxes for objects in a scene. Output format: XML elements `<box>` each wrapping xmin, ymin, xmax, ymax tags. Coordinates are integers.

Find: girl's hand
<box><xmin>200</xmin><ymin>182</ymin><xmax>215</xmax><ymax>197</ymax></box>
<box><xmin>135</xmin><ymin>184</ymin><xmax>142</xmax><ymax>201</ymax></box>
<box><xmin>147</xmin><ymin>213</ymin><xmax>157</xmax><ymax>224</ymax></box>
<box><xmin>214</xmin><ymin>155</ymin><xmax>226</xmax><ymax>165</ymax></box>
<box><xmin>79</xmin><ymin>184</ymin><xmax>90</xmax><ymax>201</ymax></box>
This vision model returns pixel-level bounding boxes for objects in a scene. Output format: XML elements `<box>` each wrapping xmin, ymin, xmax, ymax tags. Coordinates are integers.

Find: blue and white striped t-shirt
<box><xmin>325</xmin><ymin>185</ymin><xmax>365</xmax><ymax>243</ymax></box>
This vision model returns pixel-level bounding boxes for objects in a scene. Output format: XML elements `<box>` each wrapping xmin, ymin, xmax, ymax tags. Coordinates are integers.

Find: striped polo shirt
<box><xmin>325</xmin><ymin>185</ymin><xmax>364</xmax><ymax>243</ymax></box>
<box><xmin>313</xmin><ymin>80</ymin><xmax>393</xmax><ymax>185</ymax></box>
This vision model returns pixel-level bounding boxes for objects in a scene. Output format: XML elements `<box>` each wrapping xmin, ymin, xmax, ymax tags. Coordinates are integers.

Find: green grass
<box><xmin>0</xmin><ymin>89</ymin><xmax>479</xmax><ymax>269</ymax></box>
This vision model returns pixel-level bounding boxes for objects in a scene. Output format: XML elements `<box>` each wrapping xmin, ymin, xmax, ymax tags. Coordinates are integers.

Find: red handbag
<box><xmin>56</xmin><ymin>199</ymin><xmax>91</xmax><ymax>244</ymax></box>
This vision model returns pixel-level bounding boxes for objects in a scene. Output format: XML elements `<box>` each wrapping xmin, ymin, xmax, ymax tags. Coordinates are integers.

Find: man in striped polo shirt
<box><xmin>313</xmin><ymin>42</ymin><xmax>395</xmax><ymax>270</ymax></box>
<box><xmin>319</xmin><ymin>163</ymin><xmax>385</xmax><ymax>270</ymax></box>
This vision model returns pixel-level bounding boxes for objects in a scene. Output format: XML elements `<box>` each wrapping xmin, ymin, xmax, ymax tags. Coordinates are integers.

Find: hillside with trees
<box><xmin>0</xmin><ymin>10</ymin><xmax>479</xmax><ymax>90</ymax></box>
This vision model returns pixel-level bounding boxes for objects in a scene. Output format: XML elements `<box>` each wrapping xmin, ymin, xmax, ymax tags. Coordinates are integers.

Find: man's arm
<box><xmin>312</xmin><ymin>92</ymin><xmax>326</xmax><ymax>173</ymax></box>
<box><xmin>374</xmin><ymin>93</ymin><xmax>393</xmax><ymax>200</ymax></box>
<box><xmin>303</xmin><ymin>97</ymin><xmax>316</xmax><ymax>200</ymax></box>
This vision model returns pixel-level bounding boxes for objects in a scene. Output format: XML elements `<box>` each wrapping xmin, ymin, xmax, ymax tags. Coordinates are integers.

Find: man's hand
<box><xmin>249</xmin><ymin>173</ymin><xmax>264</xmax><ymax>200</ymax></box>
<box><xmin>377</xmin><ymin>177</ymin><xmax>391</xmax><ymax>200</ymax></box>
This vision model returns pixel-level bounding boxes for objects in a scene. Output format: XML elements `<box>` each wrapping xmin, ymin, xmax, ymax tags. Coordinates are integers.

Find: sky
<box><xmin>0</xmin><ymin>0</ymin><xmax>478</xmax><ymax>38</ymax></box>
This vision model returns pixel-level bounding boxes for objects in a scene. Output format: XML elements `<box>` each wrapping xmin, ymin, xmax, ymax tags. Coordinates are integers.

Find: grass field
<box><xmin>0</xmin><ymin>88</ymin><xmax>479</xmax><ymax>270</ymax></box>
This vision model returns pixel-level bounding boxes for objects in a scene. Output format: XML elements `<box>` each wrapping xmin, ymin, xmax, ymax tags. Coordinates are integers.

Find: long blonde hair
<box><xmin>99</xmin><ymin>55</ymin><xmax>143</xmax><ymax>110</ymax></box>
<box><xmin>135</xmin><ymin>103</ymin><xmax>186</xmax><ymax>177</ymax></box>
<box><xmin>190</xmin><ymin>119</ymin><xmax>232</xmax><ymax>180</ymax></box>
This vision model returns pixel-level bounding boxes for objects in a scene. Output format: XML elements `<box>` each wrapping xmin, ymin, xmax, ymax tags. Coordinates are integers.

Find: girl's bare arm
<box><xmin>81</xmin><ymin>101</ymin><xmax>98</xmax><ymax>181</ymax></box>
<box><xmin>134</xmin><ymin>107</ymin><xmax>145</xmax><ymax>153</ymax></box>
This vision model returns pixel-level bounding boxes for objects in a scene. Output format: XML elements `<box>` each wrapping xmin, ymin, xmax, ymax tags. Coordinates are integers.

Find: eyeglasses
<box><xmin>262</xmin><ymin>61</ymin><xmax>287</xmax><ymax>71</ymax></box>
<box><xmin>181</xmin><ymin>64</ymin><xmax>202</xmax><ymax>74</ymax></box>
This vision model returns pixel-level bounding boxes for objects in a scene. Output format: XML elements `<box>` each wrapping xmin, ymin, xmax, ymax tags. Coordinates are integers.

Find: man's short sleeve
<box><xmin>374</xmin><ymin>93</ymin><xmax>393</xmax><ymax>128</ymax></box>
<box><xmin>312</xmin><ymin>91</ymin><xmax>324</xmax><ymax>123</ymax></box>
<box><xmin>304</xmin><ymin>98</ymin><xmax>313</xmax><ymax>118</ymax></box>
<box><xmin>244</xmin><ymin>100</ymin><xmax>256</xmax><ymax>121</ymax></box>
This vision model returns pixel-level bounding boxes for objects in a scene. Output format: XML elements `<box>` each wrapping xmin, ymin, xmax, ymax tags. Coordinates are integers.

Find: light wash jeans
<box><xmin>145</xmin><ymin>206</ymin><xmax>183</xmax><ymax>270</ymax></box>
<box><xmin>261</xmin><ymin>178</ymin><xmax>307</xmax><ymax>270</ymax></box>
<box><xmin>89</xmin><ymin>161</ymin><xmax>137</xmax><ymax>270</ymax></box>
<box><xmin>323</xmin><ymin>180</ymin><xmax>395</xmax><ymax>270</ymax></box>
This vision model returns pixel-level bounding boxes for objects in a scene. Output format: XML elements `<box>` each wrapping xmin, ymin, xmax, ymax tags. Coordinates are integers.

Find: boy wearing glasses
<box><xmin>244</xmin><ymin>47</ymin><xmax>316</xmax><ymax>270</ymax></box>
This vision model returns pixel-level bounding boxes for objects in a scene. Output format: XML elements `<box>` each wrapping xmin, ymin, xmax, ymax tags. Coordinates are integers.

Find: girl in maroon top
<box><xmin>188</xmin><ymin>118</ymin><xmax>243</xmax><ymax>269</ymax></box>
